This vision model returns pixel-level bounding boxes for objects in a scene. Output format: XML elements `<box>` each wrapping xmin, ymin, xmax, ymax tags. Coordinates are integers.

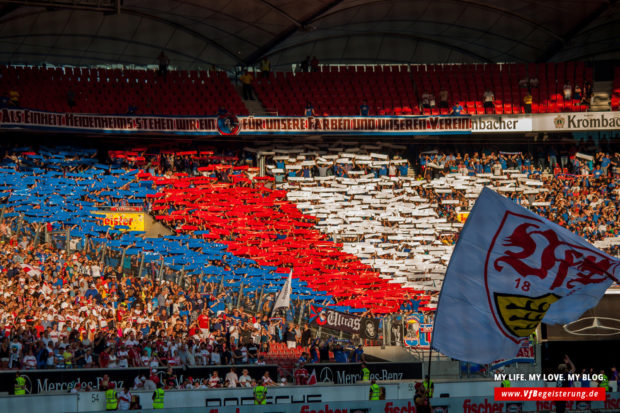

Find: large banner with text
<box><xmin>0</xmin><ymin>108</ymin><xmax>471</xmax><ymax>135</ymax></box>
<box><xmin>309</xmin><ymin>305</ymin><xmax>380</xmax><ymax>339</ymax></box>
<box><xmin>4</xmin><ymin>107</ymin><xmax>619</xmax><ymax>136</ymax></box>
<box><xmin>92</xmin><ymin>210</ymin><xmax>145</xmax><ymax>231</ymax></box>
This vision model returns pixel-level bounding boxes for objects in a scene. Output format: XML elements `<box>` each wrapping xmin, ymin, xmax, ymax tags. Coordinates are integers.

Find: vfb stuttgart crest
<box><xmin>485</xmin><ymin>211</ymin><xmax>614</xmax><ymax>343</ymax></box>
<box><xmin>216</xmin><ymin>113</ymin><xmax>240</xmax><ymax>135</ymax></box>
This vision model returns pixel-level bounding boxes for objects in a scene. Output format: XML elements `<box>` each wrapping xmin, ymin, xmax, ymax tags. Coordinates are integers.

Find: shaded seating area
<box><xmin>1</xmin><ymin>66</ymin><xmax>248</xmax><ymax>116</ymax></box>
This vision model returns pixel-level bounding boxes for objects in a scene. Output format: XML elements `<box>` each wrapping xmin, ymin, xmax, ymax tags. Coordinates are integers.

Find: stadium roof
<box><xmin>0</xmin><ymin>0</ymin><xmax>619</xmax><ymax>69</ymax></box>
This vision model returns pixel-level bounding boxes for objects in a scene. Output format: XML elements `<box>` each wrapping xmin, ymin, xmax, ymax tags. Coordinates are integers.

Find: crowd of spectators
<box><xmin>0</xmin><ymin>138</ymin><xmax>618</xmax><ymax>380</ymax></box>
<box><xmin>416</xmin><ymin>141</ymin><xmax>620</xmax><ymax>247</ymax></box>
<box><xmin>0</xmin><ymin>227</ymin><xmax>316</xmax><ymax>371</ymax></box>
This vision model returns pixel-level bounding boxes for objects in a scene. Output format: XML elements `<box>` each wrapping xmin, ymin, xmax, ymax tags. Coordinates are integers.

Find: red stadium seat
<box><xmin>0</xmin><ymin>66</ymin><xmax>248</xmax><ymax>116</ymax></box>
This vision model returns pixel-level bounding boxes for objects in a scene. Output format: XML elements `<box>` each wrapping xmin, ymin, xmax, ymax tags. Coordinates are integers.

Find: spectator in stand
<box><xmin>350</xmin><ymin>345</ymin><xmax>366</xmax><ymax>363</ymax></box>
<box><xmin>226</xmin><ymin>367</ymin><xmax>239</xmax><ymax>388</ymax></box>
<box><xmin>483</xmin><ymin>89</ymin><xmax>495</xmax><ymax>113</ymax></box>
<box><xmin>300</xmin><ymin>56</ymin><xmax>310</xmax><ymax>73</ymax></box>
<box><xmin>304</xmin><ymin>102</ymin><xmax>316</xmax><ymax>117</ymax></box>
<box><xmin>240</xmin><ymin>71</ymin><xmax>255</xmax><ymax>100</ymax></box>
<box><xmin>388</xmin><ymin>162</ymin><xmax>397</xmax><ymax>177</ymax></box>
<box><xmin>261</xmin><ymin>370</ymin><xmax>275</xmax><ymax>386</ymax></box>
<box><xmin>294</xmin><ymin>363</ymin><xmax>309</xmax><ymax>385</ymax></box>
<box><xmin>67</xmin><ymin>89</ymin><xmax>76</xmax><ymax>109</ymax></box>
<box><xmin>99</xmin><ymin>374</ymin><xmax>112</xmax><ymax>391</ymax></box>
<box><xmin>584</xmin><ymin>81</ymin><xmax>593</xmax><ymax>102</ymax></box>
<box><xmin>157</xmin><ymin>52</ymin><xmax>170</xmax><ymax>80</ymax></box>
<box><xmin>208</xmin><ymin>371</ymin><xmax>221</xmax><ymax>388</ymax></box>
<box><xmin>8</xmin><ymin>89</ymin><xmax>19</xmax><ymax>107</ymax></box>
<box><xmin>300</xmin><ymin>325</ymin><xmax>313</xmax><ymax>347</ymax></box>
<box><xmin>260</xmin><ymin>58</ymin><xmax>271</xmax><ymax>80</ymax></box>
<box><xmin>333</xmin><ymin>344</ymin><xmax>348</xmax><ymax>363</ymax></box>
<box><xmin>574</xmin><ymin>84</ymin><xmax>582</xmax><ymax>104</ymax></box>
<box><xmin>563</xmin><ymin>81</ymin><xmax>572</xmax><ymax>101</ymax></box>
<box><xmin>450</xmin><ymin>102</ymin><xmax>464</xmax><ymax>115</ymax></box>
<box><xmin>118</xmin><ymin>385</ymin><xmax>132</xmax><ymax>411</ymax></box>
<box><xmin>22</xmin><ymin>349</ymin><xmax>37</xmax><ymax>369</ymax></box>
<box><xmin>421</xmin><ymin>92</ymin><xmax>433</xmax><ymax>109</ymax></box>
<box><xmin>285</xmin><ymin>323</ymin><xmax>297</xmax><ymax>349</ymax></box>
<box><xmin>597</xmin><ymin>151</ymin><xmax>610</xmax><ymax>175</ymax></box>
<box><xmin>610</xmin><ymin>366</ymin><xmax>618</xmax><ymax>390</ymax></box>
<box><xmin>556</xmin><ymin>356</ymin><xmax>575</xmax><ymax>413</ymax></box>
<box><xmin>438</xmin><ymin>88</ymin><xmax>449</xmax><ymax>108</ymax></box>
<box><xmin>239</xmin><ymin>369</ymin><xmax>253</xmax><ymax>387</ymax></box>
<box><xmin>523</xmin><ymin>92</ymin><xmax>533</xmax><ymax>113</ymax></box>
<box><xmin>360</xmin><ymin>100</ymin><xmax>370</xmax><ymax>116</ymax></box>
<box><xmin>310</xmin><ymin>56</ymin><xmax>319</xmax><ymax>72</ymax></box>
<box><xmin>414</xmin><ymin>382</ymin><xmax>431</xmax><ymax>413</ymax></box>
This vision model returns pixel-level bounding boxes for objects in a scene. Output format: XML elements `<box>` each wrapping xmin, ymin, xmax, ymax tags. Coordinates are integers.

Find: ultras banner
<box><xmin>309</xmin><ymin>305</ymin><xmax>380</xmax><ymax>339</ymax></box>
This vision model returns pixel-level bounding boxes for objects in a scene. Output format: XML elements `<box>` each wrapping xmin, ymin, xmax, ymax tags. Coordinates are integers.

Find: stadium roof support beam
<box><xmin>256</xmin><ymin>0</ymin><xmax>302</xmax><ymax>28</ymax></box>
<box><xmin>121</xmin><ymin>9</ymin><xmax>243</xmax><ymax>65</ymax></box>
<box><xmin>244</xmin><ymin>0</ymin><xmax>345</xmax><ymax>65</ymax></box>
<box><xmin>312</xmin><ymin>0</ymin><xmax>563</xmax><ymax>41</ymax></box>
<box><xmin>263</xmin><ymin>32</ymin><xmax>495</xmax><ymax>64</ymax></box>
<box><xmin>537</xmin><ymin>0</ymin><xmax>619</xmax><ymax>62</ymax></box>
<box><xmin>0</xmin><ymin>33</ymin><xmax>215</xmax><ymax>66</ymax></box>
<box><xmin>0</xmin><ymin>4</ymin><xmax>244</xmax><ymax>66</ymax></box>
<box><xmin>0</xmin><ymin>0</ymin><xmax>117</xmax><ymax>12</ymax></box>
<box><xmin>312</xmin><ymin>18</ymin><xmax>544</xmax><ymax>55</ymax></box>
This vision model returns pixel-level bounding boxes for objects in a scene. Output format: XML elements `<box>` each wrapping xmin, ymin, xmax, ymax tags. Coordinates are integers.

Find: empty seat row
<box><xmin>1</xmin><ymin>66</ymin><xmax>249</xmax><ymax>116</ymax></box>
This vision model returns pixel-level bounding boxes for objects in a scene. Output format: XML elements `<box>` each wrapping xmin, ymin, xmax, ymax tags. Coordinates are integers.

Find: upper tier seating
<box><xmin>254</xmin><ymin>67</ymin><xmax>417</xmax><ymax>116</ymax></box>
<box><xmin>414</xmin><ymin>62</ymin><xmax>593</xmax><ymax>115</ymax></box>
<box><xmin>1</xmin><ymin>66</ymin><xmax>248</xmax><ymax>116</ymax></box>
<box><xmin>254</xmin><ymin>62</ymin><xmax>594</xmax><ymax>116</ymax></box>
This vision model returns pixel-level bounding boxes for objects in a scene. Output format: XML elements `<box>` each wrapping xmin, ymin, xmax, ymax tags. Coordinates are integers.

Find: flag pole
<box><xmin>427</xmin><ymin>306</ymin><xmax>439</xmax><ymax>399</ymax></box>
<box><xmin>427</xmin><ymin>345</ymin><xmax>432</xmax><ymax>377</ymax></box>
<box><xmin>426</xmin><ymin>340</ymin><xmax>433</xmax><ymax>398</ymax></box>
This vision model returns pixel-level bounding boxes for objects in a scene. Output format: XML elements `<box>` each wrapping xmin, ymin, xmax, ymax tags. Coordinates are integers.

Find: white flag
<box><xmin>20</xmin><ymin>263</ymin><xmax>41</xmax><ymax>276</ymax></box>
<box><xmin>432</xmin><ymin>187</ymin><xmax>618</xmax><ymax>364</ymax></box>
<box><xmin>272</xmin><ymin>270</ymin><xmax>293</xmax><ymax>315</ymax></box>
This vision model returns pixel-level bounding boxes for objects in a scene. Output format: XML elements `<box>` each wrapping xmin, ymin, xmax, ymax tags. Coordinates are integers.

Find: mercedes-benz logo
<box><xmin>563</xmin><ymin>317</ymin><xmax>620</xmax><ymax>336</ymax></box>
<box><xmin>320</xmin><ymin>367</ymin><xmax>333</xmax><ymax>383</ymax></box>
<box><xmin>22</xmin><ymin>374</ymin><xmax>32</xmax><ymax>394</ymax></box>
